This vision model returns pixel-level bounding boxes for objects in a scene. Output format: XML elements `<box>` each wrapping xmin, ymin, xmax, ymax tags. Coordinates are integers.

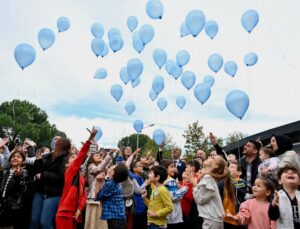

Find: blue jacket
<box><xmin>130</xmin><ymin>172</ymin><xmax>146</xmax><ymax>215</ymax></box>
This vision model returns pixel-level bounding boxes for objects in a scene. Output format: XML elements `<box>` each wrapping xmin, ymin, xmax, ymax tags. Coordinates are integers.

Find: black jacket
<box><xmin>33</xmin><ymin>151</ymin><xmax>69</xmax><ymax>197</ymax></box>
<box><xmin>0</xmin><ymin>168</ymin><xmax>30</xmax><ymax>214</ymax></box>
<box><xmin>239</xmin><ymin>155</ymin><xmax>261</xmax><ymax>192</ymax></box>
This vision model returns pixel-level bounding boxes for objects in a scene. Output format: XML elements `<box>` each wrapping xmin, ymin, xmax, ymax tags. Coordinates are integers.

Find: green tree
<box><xmin>225</xmin><ymin>131</ymin><xmax>247</xmax><ymax>145</ymax></box>
<box><xmin>118</xmin><ymin>133</ymin><xmax>156</xmax><ymax>154</ymax></box>
<box><xmin>0</xmin><ymin>100</ymin><xmax>66</xmax><ymax>148</ymax></box>
<box><xmin>183</xmin><ymin>121</ymin><xmax>209</xmax><ymax>159</ymax></box>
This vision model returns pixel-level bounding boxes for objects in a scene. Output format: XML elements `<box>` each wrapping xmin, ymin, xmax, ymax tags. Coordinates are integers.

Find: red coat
<box><xmin>56</xmin><ymin>141</ymin><xmax>90</xmax><ymax>221</ymax></box>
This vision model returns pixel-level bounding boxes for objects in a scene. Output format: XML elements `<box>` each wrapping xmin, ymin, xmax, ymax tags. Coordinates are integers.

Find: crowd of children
<box><xmin>0</xmin><ymin>129</ymin><xmax>300</xmax><ymax>229</ymax></box>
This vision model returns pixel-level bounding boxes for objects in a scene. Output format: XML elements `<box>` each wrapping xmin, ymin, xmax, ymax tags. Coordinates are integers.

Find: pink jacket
<box><xmin>237</xmin><ymin>198</ymin><xmax>276</xmax><ymax>229</ymax></box>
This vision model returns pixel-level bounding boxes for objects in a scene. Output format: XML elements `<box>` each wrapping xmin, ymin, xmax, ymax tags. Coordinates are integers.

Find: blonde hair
<box><xmin>208</xmin><ymin>155</ymin><xmax>228</xmax><ymax>181</ymax></box>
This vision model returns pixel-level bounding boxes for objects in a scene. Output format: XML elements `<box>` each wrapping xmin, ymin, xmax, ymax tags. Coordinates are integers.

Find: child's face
<box><xmin>167</xmin><ymin>163</ymin><xmax>175</xmax><ymax>177</ymax></box>
<box><xmin>140</xmin><ymin>157</ymin><xmax>149</xmax><ymax>165</ymax></box>
<box><xmin>279</xmin><ymin>168</ymin><xmax>300</xmax><ymax>189</ymax></box>
<box><xmin>203</xmin><ymin>155</ymin><xmax>218</xmax><ymax>169</ymax></box>
<box><xmin>228</xmin><ymin>163</ymin><xmax>241</xmax><ymax>178</ymax></box>
<box><xmin>10</xmin><ymin>153</ymin><xmax>24</xmax><ymax>167</ymax></box>
<box><xmin>133</xmin><ymin>162</ymin><xmax>144</xmax><ymax>175</ymax></box>
<box><xmin>185</xmin><ymin>164</ymin><xmax>195</xmax><ymax>173</ymax></box>
<box><xmin>227</xmin><ymin>154</ymin><xmax>236</xmax><ymax>163</ymax></box>
<box><xmin>148</xmin><ymin>170</ymin><xmax>157</xmax><ymax>184</ymax></box>
<box><xmin>92</xmin><ymin>153</ymin><xmax>102</xmax><ymax>164</ymax></box>
<box><xmin>108</xmin><ymin>165</ymin><xmax>116</xmax><ymax>179</ymax></box>
<box><xmin>67</xmin><ymin>154</ymin><xmax>77</xmax><ymax>167</ymax></box>
<box><xmin>125</xmin><ymin>146</ymin><xmax>132</xmax><ymax>156</ymax></box>
<box><xmin>252</xmin><ymin>178</ymin><xmax>271</xmax><ymax>199</ymax></box>
<box><xmin>259</xmin><ymin>150</ymin><xmax>269</xmax><ymax>161</ymax></box>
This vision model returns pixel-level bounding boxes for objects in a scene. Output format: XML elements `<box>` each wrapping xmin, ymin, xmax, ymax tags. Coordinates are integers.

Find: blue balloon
<box><xmin>194</xmin><ymin>83</ymin><xmax>211</xmax><ymax>105</ymax></box>
<box><xmin>165</xmin><ymin>60</ymin><xmax>176</xmax><ymax>75</ymax></box>
<box><xmin>241</xmin><ymin>10</ymin><xmax>259</xmax><ymax>33</ymax></box>
<box><xmin>157</xmin><ymin>97</ymin><xmax>168</xmax><ymax>111</ymax></box>
<box><xmin>91</xmin><ymin>38</ymin><xmax>105</xmax><ymax>57</ymax></box>
<box><xmin>203</xmin><ymin>75</ymin><xmax>215</xmax><ymax>87</ymax></box>
<box><xmin>132</xmin><ymin>31</ymin><xmax>144</xmax><ymax>53</ymax></box>
<box><xmin>120</xmin><ymin>67</ymin><xmax>130</xmax><ymax>85</ymax></box>
<box><xmin>38</xmin><ymin>28</ymin><xmax>55</xmax><ymax>51</ymax></box>
<box><xmin>57</xmin><ymin>17</ymin><xmax>70</xmax><ymax>32</ymax></box>
<box><xmin>131</xmin><ymin>77</ymin><xmax>141</xmax><ymax>88</ymax></box>
<box><xmin>107</xmin><ymin>28</ymin><xmax>121</xmax><ymax>40</ymax></box>
<box><xmin>91</xmin><ymin>23</ymin><xmax>104</xmax><ymax>38</ymax></box>
<box><xmin>208</xmin><ymin>53</ymin><xmax>223</xmax><ymax>73</ymax></box>
<box><xmin>127</xmin><ymin>16</ymin><xmax>138</xmax><ymax>32</ymax></box>
<box><xmin>170</xmin><ymin>64</ymin><xmax>183</xmax><ymax>80</ymax></box>
<box><xmin>149</xmin><ymin>89</ymin><xmax>158</xmax><ymax>101</ymax></box>
<box><xmin>109</xmin><ymin>34</ymin><xmax>124</xmax><ymax>52</ymax></box>
<box><xmin>205</xmin><ymin>20</ymin><xmax>218</xmax><ymax>39</ymax></box>
<box><xmin>176</xmin><ymin>96</ymin><xmax>186</xmax><ymax>109</ymax></box>
<box><xmin>100</xmin><ymin>43</ymin><xmax>109</xmax><ymax>57</ymax></box>
<box><xmin>185</xmin><ymin>10</ymin><xmax>206</xmax><ymax>37</ymax></box>
<box><xmin>181</xmin><ymin>71</ymin><xmax>196</xmax><ymax>90</ymax></box>
<box><xmin>110</xmin><ymin>84</ymin><xmax>123</xmax><ymax>102</ymax></box>
<box><xmin>14</xmin><ymin>44</ymin><xmax>36</xmax><ymax>70</ymax></box>
<box><xmin>133</xmin><ymin>120</ymin><xmax>144</xmax><ymax>132</ymax></box>
<box><xmin>125</xmin><ymin>101</ymin><xmax>136</xmax><ymax>115</ymax></box>
<box><xmin>225</xmin><ymin>90</ymin><xmax>249</xmax><ymax>119</ymax></box>
<box><xmin>224</xmin><ymin>61</ymin><xmax>238</xmax><ymax>77</ymax></box>
<box><xmin>152</xmin><ymin>75</ymin><xmax>164</xmax><ymax>94</ymax></box>
<box><xmin>152</xmin><ymin>48</ymin><xmax>167</xmax><ymax>69</ymax></box>
<box><xmin>244</xmin><ymin>52</ymin><xmax>258</xmax><ymax>66</ymax></box>
<box><xmin>152</xmin><ymin>129</ymin><xmax>166</xmax><ymax>145</ymax></box>
<box><xmin>146</xmin><ymin>0</ymin><xmax>164</xmax><ymax>19</ymax></box>
<box><xmin>139</xmin><ymin>24</ymin><xmax>155</xmax><ymax>45</ymax></box>
<box><xmin>127</xmin><ymin>58</ymin><xmax>143</xmax><ymax>81</ymax></box>
<box><xmin>180</xmin><ymin>22</ymin><xmax>190</xmax><ymax>37</ymax></box>
<box><xmin>94</xmin><ymin>126</ymin><xmax>103</xmax><ymax>142</ymax></box>
<box><xmin>94</xmin><ymin>68</ymin><xmax>107</xmax><ymax>79</ymax></box>
<box><xmin>176</xmin><ymin>50</ymin><xmax>190</xmax><ymax>67</ymax></box>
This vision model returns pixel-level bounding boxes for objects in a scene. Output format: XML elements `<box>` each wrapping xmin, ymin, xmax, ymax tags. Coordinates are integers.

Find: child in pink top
<box><xmin>226</xmin><ymin>176</ymin><xmax>277</xmax><ymax>229</ymax></box>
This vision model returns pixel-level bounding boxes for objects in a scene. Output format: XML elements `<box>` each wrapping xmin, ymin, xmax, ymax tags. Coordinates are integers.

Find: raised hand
<box><xmin>0</xmin><ymin>137</ymin><xmax>9</xmax><ymax>148</ymax></box>
<box><xmin>272</xmin><ymin>191</ymin><xmax>279</xmax><ymax>207</ymax></box>
<box><xmin>86</xmin><ymin>127</ymin><xmax>97</xmax><ymax>142</ymax></box>
<box><xmin>209</xmin><ymin>132</ymin><xmax>217</xmax><ymax>146</ymax></box>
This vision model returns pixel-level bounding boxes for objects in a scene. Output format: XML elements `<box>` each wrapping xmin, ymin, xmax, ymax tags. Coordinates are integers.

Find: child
<box><xmin>219</xmin><ymin>162</ymin><xmax>246</xmax><ymax>228</ymax></box>
<box><xmin>180</xmin><ymin>160</ymin><xmax>201</xmax><ymax>227</ymax></box>
<box><xmin>226</xmin><ymin>176</ymin><xmax>277</xmax><ymax>229</ymax></box>
<box><xmin>142</xmin><ymin>165</ymin><xmax>173</xmax><ymax>229</ymax></box>
<box><xmin>130</xmin><ymin>161</ymin><xmax>150</xmax><ymax>229</ymax></box>
<box><xmin>85</xmin><ymin>150</ymin><xmax>112</xmax><ymax>229</ymax></box>
<box><xmin>269</xmin><ymin>166</ymin><xmax>300</xmax><ymax>228</ymax></box>
<box><xmin>0</xmin><ymin>148</ymin><xmax>30</xmax><ymax>228</ymax></box>
<box><xmin>193</xmin><ymin>155</ymin><xmax>227</xmax><ymax>229</ymax></box>
<box><xmin>160</xmin><ymin>159</ymin><xmax>187</xmax><ymax>228</ymax></box>
<box><xmin>96</xmin><ymin>163</ymin><xmax>129</xmax><ymax>229</ymax></box>
<box><xmin>56</xmin><ymin>128</ymin><xmax>97</xmax><ymax>229</ymax></box>
<box><xmin>258</xmin><ymin>147</ymin><xmax>279</xmax><ymax>176</ymax></box>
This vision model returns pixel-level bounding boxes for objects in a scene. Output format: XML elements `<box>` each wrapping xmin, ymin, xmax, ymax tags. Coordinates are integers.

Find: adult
<box><xmin>270</xmin><ymin>134</ymin><xmax>293</xmax><ymax>156</ymax></box>
<box><xmin>195</xmin><ymin>149</ymin><xmax>207</xmax><ymax>161</ymax></box>
<box><xmin>239</xmin><ymin>140</ymin><xmax>262</xmax><ymax>197</ymax></box>
<box><xmin>29</xmin><ymin>137</ymin><xmax>71</xmax><ymax>229</ymax></box>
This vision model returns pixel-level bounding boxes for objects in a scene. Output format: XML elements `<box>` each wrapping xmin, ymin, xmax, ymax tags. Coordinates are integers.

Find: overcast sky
<box><xmin>1</xmin><ymin>0</ymin><xmax>299</xmax><ymax>149</ymax></box>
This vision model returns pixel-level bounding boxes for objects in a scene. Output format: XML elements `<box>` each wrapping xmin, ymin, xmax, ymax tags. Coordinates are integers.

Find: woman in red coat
<box><xmin>56</xmin><ymin>128</ymin><xmax>97</xmax><ymax>229</ymax></box>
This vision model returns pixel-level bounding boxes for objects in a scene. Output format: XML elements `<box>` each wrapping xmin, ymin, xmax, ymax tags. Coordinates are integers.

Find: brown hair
<box><xmin>260</xmin><ymin>146</ymin><xmax>275</xmax><ymax>157</ymax></box>
<box><xmin>53</xmin><ymin>138</ymin><xmax>71</xmax><ymax>159</ymax></box>
<box><xmin>208</xmin><ymin>156</ymin><xmax>228</xmax><ymax>181</ymax></box>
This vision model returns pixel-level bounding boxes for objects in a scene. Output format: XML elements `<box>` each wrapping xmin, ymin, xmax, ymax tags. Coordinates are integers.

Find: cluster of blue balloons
<box><xmin>14</xmin><ymin>16</ymin><xmax>70</xmax><ymax>69</ymax></box>
<box><xmin>132</xmin><ymin>24</ymin><xmax>155</xmax><ymax>53</ymax></box>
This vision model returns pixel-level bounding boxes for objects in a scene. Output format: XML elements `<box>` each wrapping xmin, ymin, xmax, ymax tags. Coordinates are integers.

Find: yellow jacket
<box><xmin>144</xmin><ymin>185</ymin><xmax>173</xmax><ymax>226</ymax></box>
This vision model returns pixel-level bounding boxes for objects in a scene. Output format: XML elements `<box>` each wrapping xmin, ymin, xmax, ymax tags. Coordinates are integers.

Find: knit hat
<box><xmin>248</xmin><ymin>140</ymin><xmax>262</xmax><ymax>152</ymax></box>
<box><xmin>273</xmin><ymin>134</ymin><xmax>293</xmax><ymax>156</ymax></box>
<box><xmin>278</xmin><ymin>150</ymin><xmax>300</xmax><ymax>176</ymax></box>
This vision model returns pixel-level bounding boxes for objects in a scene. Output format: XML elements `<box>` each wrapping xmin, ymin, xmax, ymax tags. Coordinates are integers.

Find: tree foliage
<box><xmin>183</xmin><ymin>121</ymin><xmax>209</xmax><ymax>159</ymax></box>
<box><xmin>225</xmin><ymin>131</ymin><xmax>247</xmax><ymax>145</ymax></box>
<box><xmin>0</xmin><ymin>100</ymin><xmax>66</xmax><ymax>148</ymax></box>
